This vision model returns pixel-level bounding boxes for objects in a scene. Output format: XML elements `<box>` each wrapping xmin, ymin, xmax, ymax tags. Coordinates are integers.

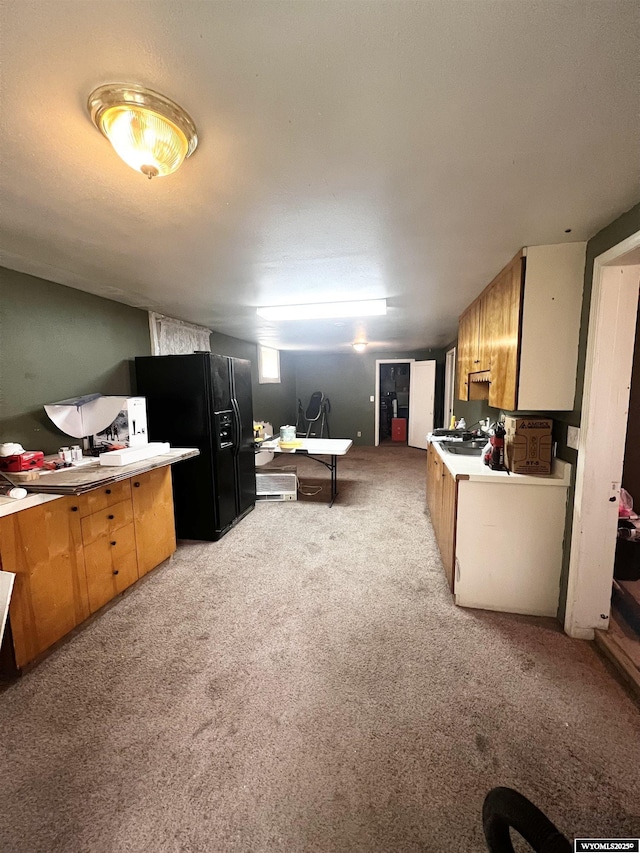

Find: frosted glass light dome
<box><xmin>88</xmin><ymin>84</ymin><xmax>198</xmax><ymax>179</ymax></box>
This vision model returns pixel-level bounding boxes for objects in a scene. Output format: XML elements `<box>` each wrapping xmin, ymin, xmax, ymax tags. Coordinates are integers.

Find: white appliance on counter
<box><xmin>44</xmin><ymin>394</ymin><xmax>148</xmax><ymax>448</ymax></box>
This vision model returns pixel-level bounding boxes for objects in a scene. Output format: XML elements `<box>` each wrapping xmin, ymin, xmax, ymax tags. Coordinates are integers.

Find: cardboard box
<box><xmin>504</xmin><ymin>417</ymin><xmax>553</xmax><ymax>475</ymax></box>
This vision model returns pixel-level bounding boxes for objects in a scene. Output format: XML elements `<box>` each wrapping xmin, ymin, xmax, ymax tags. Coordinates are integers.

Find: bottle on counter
<box><xmin>489</xmin><ymin>422</ymin><xmax>506</xmax><ymax>470</ymax></box>
<box><xmin>0</xmin><ymin>483</ymin><xmax>28</xmax><ymax>499</ymax></box>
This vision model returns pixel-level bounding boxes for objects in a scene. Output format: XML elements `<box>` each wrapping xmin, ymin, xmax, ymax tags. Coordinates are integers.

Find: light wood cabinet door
<box><xmin>488</xmin><ymin>255</ymin><xmax>524</xmax><ymax>410</ymax></box>
<box><xmin>457</xmin><ymin>307</ymin><xmax>476</xmax><ymax>400</ymax></box>
<box><xmin>426</xmin><ymin>444</ymin><xmax>443</xmax><ymax>540</ymax></box>
<box><xmin>476</xmin><ymin>292</ymin><xmax>492</xmax><ymax>372</ymax></box>
<box><xmin>458</xmin><ymin>296</ymin><xmax>492</xmax><ymax>399</ymax></box>
<box><xmin>440</xmin><ymin>467</ymin><xmax>457</xmax><ymax>592</ymax></box>
<box><xmin>84</xmin><ymin>523</ymin><xmax>138</xmax><ymax>613</ymax></box>
<box><xmin>131</xmin><ymin>467</ymin><xmax>176</xmax><ymax>577</ymax></box>
<box><xmin>426</xmin><ymin>443</ymin><xmax>435</xmax><ymax>513</ymax></box>
<box><xmin>0</xmin><ymin>497</ymin><xmax>90</xmax><ymax>668</ymax></box>
<box><xmin>426</xmin><ymin>446</ymin><xmax>458</xmax><ymax>594</ymax></box>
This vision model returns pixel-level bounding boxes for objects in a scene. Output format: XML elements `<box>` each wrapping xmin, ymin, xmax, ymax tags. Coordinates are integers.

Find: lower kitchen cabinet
<box><xmin>131</xmin><ymin>467</ymin><xmax>176</xmax><ymax>577</ymax></box>
<box><xmin>83</xmin><ymin>521</ymin><xmax>139</xmax><ymax>613</ymax></box>
<box><xmin>439</xmin><ymin>464</ymin><xmax>457</xmax><ymax>591</ymax></box>
<box><xmin>426</xmin><ymin>443</ymin><xmax>458</xmax><ymax>591</ymax></box>
<box><xmin>0</xmin><ymin>465</ymin><xmax>178</xmax><ymax>675</ymax></box>
<box><xmin>426</xmin><ymin>442</ymin><xmax>571</xmax><ymax>617</ymax></box>
<box><xmin>0</xmin><ymin>496</ymin><xmax>90</xmax><ymax>668</ymax></box>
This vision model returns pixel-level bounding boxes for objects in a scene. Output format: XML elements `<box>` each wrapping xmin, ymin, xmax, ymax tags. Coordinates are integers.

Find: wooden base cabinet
<box><xmin>0</xmin><ymin>496</ymin><xmax>90</xmax><ymax>669</ymax></box>
<box><xmin>0</xmin><ymin>466</ymin><xmax>177</xmax><ymax>675</ymax></box>
<box><xmin>426</xmin><ymin>443</ymin><xmax>457</xmax><ymax>591</ymax></box>
<box><xmin>427</xmin><ymin>443</ymin><xmax>571</xmax><ymax>617</ymax></box>
<box><xmin>131</xmin><ymin>467</ymin><xmax>176</xmax><ymax>577</ymax></box>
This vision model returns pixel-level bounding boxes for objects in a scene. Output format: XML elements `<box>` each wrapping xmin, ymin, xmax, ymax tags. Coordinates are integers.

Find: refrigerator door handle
<box><xmin>231</xmin><ymin>398</ymin><xmax>241</xmax><ymax>454</ymax></box>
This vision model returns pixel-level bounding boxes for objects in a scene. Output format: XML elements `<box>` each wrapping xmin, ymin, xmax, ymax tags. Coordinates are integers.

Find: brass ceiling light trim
<box><xmin>87</xmin><ymin>83</ymin><xmax>198</xmax><ymax>179</ymax></box>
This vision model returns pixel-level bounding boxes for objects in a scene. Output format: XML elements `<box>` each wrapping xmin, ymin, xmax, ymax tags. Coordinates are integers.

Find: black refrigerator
<box><xmin>135</xmin><ymin>353</ymin><xmax>256</xmax><ymax>541</ymax></box>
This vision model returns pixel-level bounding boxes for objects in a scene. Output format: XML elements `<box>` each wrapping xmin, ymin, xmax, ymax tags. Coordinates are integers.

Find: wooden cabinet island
<box><xmin>0</xmin><ymin>448</ymin><xmax>197</xmax><ymax>677</ymax></box>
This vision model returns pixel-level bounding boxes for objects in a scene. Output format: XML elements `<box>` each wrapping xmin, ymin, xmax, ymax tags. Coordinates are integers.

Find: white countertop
<box><xmin>0</xmin><ymin>447</ymin><xmax>199</xmax><ymax>518</ymax></box>
<box><xmin>0</xmin><ymin>492</ymin><xmax>61</xmax><ymax>518</ymax></box>
<box><xmin>429</xmin><ymin>438</ymin><xmax>571</xmax><ymax>486</ymax></box>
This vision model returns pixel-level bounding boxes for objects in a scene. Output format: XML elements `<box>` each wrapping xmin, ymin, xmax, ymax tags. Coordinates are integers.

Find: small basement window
<box><xmin>258</xmin><ymin>346</ymin><xmax>281</xmax><ymax>384</ymax></box>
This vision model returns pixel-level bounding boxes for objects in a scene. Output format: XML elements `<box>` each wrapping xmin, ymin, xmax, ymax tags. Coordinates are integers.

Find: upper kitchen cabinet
<box><xmin>457</xmin><ymin>242</ymin><xmax>586</xmax><ymax>411</ymax></box>
<box><xmin>457</xmin><ymin>285</ymin><xmax>494</xmax><ymax>401</ymax></box>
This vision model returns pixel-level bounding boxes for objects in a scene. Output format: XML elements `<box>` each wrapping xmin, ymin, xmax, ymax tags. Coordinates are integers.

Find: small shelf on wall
<box><xmin>469</xmin><ymin>371</ymin><xmax>491</xmax><ymax>401</ymax></box>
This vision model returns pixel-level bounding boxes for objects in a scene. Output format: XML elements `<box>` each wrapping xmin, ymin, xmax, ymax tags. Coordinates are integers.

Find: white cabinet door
<box><xmin>408</xmin><ymin>360</ymin><xmax>436</xmax><ymax>450</ymax></box>
<box><xmin>454</xmin><ymin>479</ymin><xmax>568</xmax><ymax>617</ymax></box>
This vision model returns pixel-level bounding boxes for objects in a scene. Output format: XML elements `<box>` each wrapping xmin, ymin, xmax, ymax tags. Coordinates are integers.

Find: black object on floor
<box><xmin>614</xmin><ymin>533</ymin><xmax>640</xmax><ymax>581</ymax></box>
<box><xmin>483</xmin><ymin>787</ymin><xmax>571</xmax><ymax>853</ymax></box>
<box><xmin>612</xmin><ymin>579</ymin><xmax>640</xmax><ymax>635</ymax></box>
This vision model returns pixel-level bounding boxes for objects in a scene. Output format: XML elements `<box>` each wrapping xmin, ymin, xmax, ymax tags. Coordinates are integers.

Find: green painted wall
<box><xmin>0</xmin><ymin>272</ymin><xmax>299</xmax><ymax>456</ymax></box>
<box><xmin>0</xmin><ymin>267</ymin><xmax>151</xmax><ymax>454</ymax></box>
<box><xmin>209</xmin><ymin>332</ymin><xmax>297</xmax><ymax>431</ymax></box>
<box><xmin>293</xmin><ymin>348</ymin><xmax>443</xmax><ymax>445</ymax></box>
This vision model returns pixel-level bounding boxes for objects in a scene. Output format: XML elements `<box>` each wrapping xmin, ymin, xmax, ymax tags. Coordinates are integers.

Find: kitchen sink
<box><xmin>439</xmin><ymin>439</ymin><xmax>486</xmax><ymax>456</ymax></box>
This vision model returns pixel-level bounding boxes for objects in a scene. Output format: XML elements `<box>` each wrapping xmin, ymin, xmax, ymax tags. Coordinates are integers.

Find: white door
<box><xmin>408</xmin><ymin>360</ymin><xmax>436</xmax><ymax>449</ymax></box>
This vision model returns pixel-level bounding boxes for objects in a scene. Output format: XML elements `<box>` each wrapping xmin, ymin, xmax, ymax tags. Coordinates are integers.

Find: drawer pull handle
<box><xmin>71</xmin><ymin>506</ymin><xmax>78</xmax><ymax>512</ymax></box>
<box><xmin>108</xmin><ymin>514</ymin><xmax>115</xmax><ymax>520</ymax></box>
<box><xmin>105</xmin><ymin>489</ymin><xmax>111</xmax><ymax>495</ymax></box>
<box><xmin>134</xmin><ymin>482</ymin><xmax>140</xmax><ymax>488</ymax></box>
<box><xmin>113</xmin><ymin>570</ymin><xmax>119</xmax><ymax>576</ymax></box>
<box><xmin>110</xmin><ymin>541</ymin><xmax>117</xmax><ymax>546</ymax></box>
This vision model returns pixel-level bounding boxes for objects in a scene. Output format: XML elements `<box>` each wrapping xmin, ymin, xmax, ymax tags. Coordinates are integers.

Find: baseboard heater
<box><xmin>255</xmin><ymin>467</ymin><xmax>297</xmax><ymax>501</ymax></box>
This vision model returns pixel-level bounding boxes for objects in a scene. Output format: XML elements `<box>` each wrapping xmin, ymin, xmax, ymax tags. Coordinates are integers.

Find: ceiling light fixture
<box><xmin>87</xmin><ymin>84</ymin><xmax>198</xmax><ymax>179</ymax></box>
<box><xmin>257</xmin><ymin>298</ymin><xmax>386</xmax><ymax>321</ymax></box>
<box><xmin>352</xmin><ymin>341</ymin><xmax>368</xmax><ymax>353</ymax></box>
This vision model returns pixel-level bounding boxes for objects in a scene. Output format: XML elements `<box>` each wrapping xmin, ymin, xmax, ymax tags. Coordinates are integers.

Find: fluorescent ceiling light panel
<box><xmin>257</xmin><ymin>298</ymin><xmax>386</xmax><ymax>321</ymax></box>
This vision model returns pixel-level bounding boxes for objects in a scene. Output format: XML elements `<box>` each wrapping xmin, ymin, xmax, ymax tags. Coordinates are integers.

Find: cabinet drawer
<box><xmin>75</xmin><ymin>479</ymin><xmax>132</xmax><ymax>517</ymax></box>
<box><xmin>81</xmin><ymin>499</ymin><xmax>134</xmax><ymax>545</ymax></box>
<box><xmin>83</xmin><ymin>523</ymin><xmax>138</xmax><ymax>613</ymax></box>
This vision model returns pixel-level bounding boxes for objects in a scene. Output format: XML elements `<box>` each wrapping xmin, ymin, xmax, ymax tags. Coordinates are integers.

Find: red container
<box><xmin>391</xmin><ymin>418</ymin><xmax>407</xmax><ymax>442</ymax></box>
<box><xmin>0</xmin><ymin>451</ymin><xmax>45</xmax><ymax>472</ymax></box>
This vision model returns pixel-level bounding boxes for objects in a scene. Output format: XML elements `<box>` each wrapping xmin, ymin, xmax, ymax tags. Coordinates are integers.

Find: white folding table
<box><xmin>259</xmin><ymin>438</ymin><xmax>353</xmax><ymax>506</ymax></box>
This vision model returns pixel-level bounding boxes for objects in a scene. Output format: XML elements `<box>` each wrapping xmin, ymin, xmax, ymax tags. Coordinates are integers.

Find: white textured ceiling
<box><xmin>1</xmin><ymin>1</ymin><xmax>639</xmax><ymax>352</ymax></box>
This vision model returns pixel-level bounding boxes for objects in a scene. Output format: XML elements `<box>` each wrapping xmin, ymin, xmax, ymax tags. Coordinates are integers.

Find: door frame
<box><xmin>564</xmin><ymin>229</ymin><xmax>640</xmax><ymax>639</ymax></box>
<box><xmin>443</xmin><ymin>346</ymin><xmax>457</xmax><ymax>430</ymax></box>
<box><xmin>374</xmin><ymin>359</ymin><xmax>415</xmax><ymax>447</ymax></box>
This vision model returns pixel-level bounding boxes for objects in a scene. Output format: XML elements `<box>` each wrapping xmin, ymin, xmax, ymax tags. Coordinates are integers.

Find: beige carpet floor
<box><xmin>0</xmin><ymin>445</ymin><xmax>638</xmax><ymax>852</ymax></box>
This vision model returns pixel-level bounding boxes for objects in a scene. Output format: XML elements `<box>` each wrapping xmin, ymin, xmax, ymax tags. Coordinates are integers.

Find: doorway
<box><xmin>608</xmin><ymin>303</ymin><xmax>640</xmax><ymax>680</ymax></box>
<box><xmin>376</xmin><ymin>361</ymin><xmax>412</xmax><ymax>445</ymax></box>
<box><xmin>374</xmin><ymin>359</ymin><xmax>436</xmax><ymax>448</ymax></box>
<box><xmin>565</xmin><ymin>230</ymin><xmax>640</xmax><ymax>646</ymax></box>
